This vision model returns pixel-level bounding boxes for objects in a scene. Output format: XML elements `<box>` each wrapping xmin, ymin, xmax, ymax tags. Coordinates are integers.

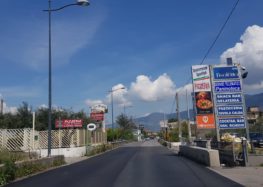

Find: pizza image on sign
<box><xmin>195</xmin><ymin>91</ymin><xmax>213</xmax><ymax>115</ymax></box>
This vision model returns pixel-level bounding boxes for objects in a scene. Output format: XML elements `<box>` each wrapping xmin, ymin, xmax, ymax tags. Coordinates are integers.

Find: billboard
<box><xmin>90</xmin><ymin>104</ymin><xmax>108</xmax><ymax>113</ymax></box>
<box><xmin>90</xmin><ymin>112</ymin><xmax>104</xmax><ymax>121</ymax></box>
<box><xmin>212</xmin><ymin>65</ymin><xmax>246</xmax><ymax>130</ymax></box>
<box><xmin>195</xmin><ymin>91</ymin><xmax>213</xmax><ymax>115</ymax></box>
<box><xmin>192</xmin><ymin>65</ymin><xmax>210</xmax><ymax>81</ymax></box>
<box><xmin>196</xmin><ymin>115</ymin><xmax>215</xmax><ymax>129</ymax></box>
<box><xmin>193</xmin><ymin>79</ymin><xmax>211</xmax><ymax>92</ymax></box>
<box><xmin>192</xmin><ymin>65</ymin><xmax>215</xmax><ymax>129</ymax></box>
<box><xmin>55</xmin><ymin>119</ymin><xmax>83</xmax><ymax>128</ymax></box>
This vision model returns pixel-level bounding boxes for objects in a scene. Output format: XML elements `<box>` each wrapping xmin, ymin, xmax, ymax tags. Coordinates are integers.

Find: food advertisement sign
<box><xmin>193</xmin><ymin>79</ymin><xmax>211</xmax><ymax>92</ymax></box>
<box><xmin>196</xmin><ymin>114</ymin><xmax>215</xmax><ymax>129</ymax></box>
<box><xmin>195</xmin><ymin>91</ymin><xmax>213</xmax><ymax>115</ymax></box>
<box><xmin>90</xmin><ymin>112</ymin><xmax>104</xmax><ymax>121</ymax></box>
<box><xmin>55</xmin><ymin>119</ymin><xmax>83</xmax><ymax>128</ymax></box>
<box><xmin>218</xmin><ymin>117</ymin><xmax>245</xmax><ymax>129</ymax></box>
<box><xmin>192</xmin><ymin>65</ymin><xmax>215</xmax><ymax>129</ymax></box>
<box><xmin>213</xmin><ymin>66</ymin><xmax>239</xmax><ymax>80</ymax></box>
<box><xmin>216</xmin><ymin>93</ymin><xmax>242</xmax><ymax>104</ymax></box>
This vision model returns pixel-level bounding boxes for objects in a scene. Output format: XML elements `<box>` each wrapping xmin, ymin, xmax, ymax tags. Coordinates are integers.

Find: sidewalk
<box><xmin>210</xmin><ymin>166</ymin><xmax>263</xmax><ymax>187</ymax></box>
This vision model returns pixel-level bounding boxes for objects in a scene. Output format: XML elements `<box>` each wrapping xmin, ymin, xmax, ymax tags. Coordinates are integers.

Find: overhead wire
<box><xmin>170</xmin><ymin>0</ymin><xmax>240</xmax><ymax>115</ymax></box>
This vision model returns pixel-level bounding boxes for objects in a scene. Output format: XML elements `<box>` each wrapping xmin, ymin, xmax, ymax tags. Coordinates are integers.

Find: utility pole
<box><xmin>176</xmin><ymin>93</ymin><xmax>182</xmax><ymax>142</ymax></box>
<box><xmin>186</xmin><ymin>90</ymin><xmax>191</xmax><ymax>142</ymax></box>
<box><xmin>0</xmin><ymin>99</ymin><xmax>3</xmax><ymax>115</ymax></box>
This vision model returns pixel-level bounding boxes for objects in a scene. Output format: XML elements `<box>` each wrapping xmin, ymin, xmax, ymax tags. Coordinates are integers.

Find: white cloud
<box><xmin>221</xmin><ymin>25</ymin><xmax>263</xmax><ymax>92</ymax></box>
<box><xmin>85</xmin><ymin>99</ymin><xmax>104</xmax><ymax>107</ymax></box>
<box><xmin>107</xmin><ymin>84</ymin><xmax>132</xmax><ymax>107</ymax></box>
<box><xmin>130</xmin><ymin>74</ymin><xmax>176</xmax><ymax>101</ymax></box>
<box><xmin>1</xmin><ymin>102</ymin><xmax>17</xmax><ymax>114</ymax></box>
<box><xmin>176</xmin><ymin>83</ymin><xmax>193</xmax><ymax>94</ymax></box>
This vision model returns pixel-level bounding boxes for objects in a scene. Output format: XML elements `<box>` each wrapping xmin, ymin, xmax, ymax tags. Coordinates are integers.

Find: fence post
<box><xmin>77</xmin><ymin>129</ymin><xmax>80</xmax><ymax>147</ymax></box>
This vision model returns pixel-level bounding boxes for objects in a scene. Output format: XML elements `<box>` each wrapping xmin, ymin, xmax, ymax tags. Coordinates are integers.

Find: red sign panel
<box><xmin>55</xmin><ymin>119</ymin><xmax>83</xmax><ymax>128</ymax></box>
<box><xmin>90</xmin><ymin>112</ymin><xmax>104</xmax><ymax>121</ymax></box>
<box><xmin>196</xmin><ymin>114</ymin><xmax>215</xmax><ymax>129</ymax></box>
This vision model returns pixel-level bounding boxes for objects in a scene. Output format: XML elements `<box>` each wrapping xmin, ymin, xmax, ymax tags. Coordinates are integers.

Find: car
<box><xmin>249</xmin><ymin>132</ymin><xmax>263</xmax><ymax>148</ymax></box>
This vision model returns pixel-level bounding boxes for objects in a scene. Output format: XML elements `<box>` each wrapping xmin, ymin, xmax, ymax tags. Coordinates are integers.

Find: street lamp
<box><xmin>109</xmin><ymin>87</ymin><xmax>125</xmax><ymax>131</ymax></box>
<box><xmin>43</xmin><ymin>0</ymin><xmax>89</xmax><ymax>157</ymax></box>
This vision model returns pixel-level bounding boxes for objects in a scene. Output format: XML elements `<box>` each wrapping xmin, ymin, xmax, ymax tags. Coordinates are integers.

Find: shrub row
<box><xmin>0</xmin><ymin>155</ymin><xmax>65</xmax><ymax>186</ymax></box>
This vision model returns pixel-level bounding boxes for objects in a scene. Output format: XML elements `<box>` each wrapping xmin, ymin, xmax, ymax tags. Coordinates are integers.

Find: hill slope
<box><xmin>134</xmin><ymin>93</ymin><xmax>263</xmax><ymax>132</ymax></box>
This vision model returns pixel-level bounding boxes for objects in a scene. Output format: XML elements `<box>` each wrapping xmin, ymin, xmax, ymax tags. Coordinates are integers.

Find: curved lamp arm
<box><xmin>43</xmin><ymin>1</ymin><xmax>89</xmax><ymax>12</ymax></box>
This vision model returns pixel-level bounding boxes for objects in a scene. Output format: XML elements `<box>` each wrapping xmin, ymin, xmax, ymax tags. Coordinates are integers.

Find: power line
<box><xmin>200</xmin><ymin>0</ymin><xmax>240</xmax><ymax>65</ymax></box>
<box><xmin>170</xmin><ymin>0</ymin><xmax>240</xmax><ymax>114</ymax></box>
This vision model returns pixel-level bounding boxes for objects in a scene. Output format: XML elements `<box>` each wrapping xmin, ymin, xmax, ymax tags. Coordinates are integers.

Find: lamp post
<box><xmin>43</xmin><ymin>0</ymin><xmax>89</xmax><ymax>157</ymax></box>
<box><xmin>109</xmin><ymin>87</ymin><xmax>125</xmax><ymax>131</ymax></box>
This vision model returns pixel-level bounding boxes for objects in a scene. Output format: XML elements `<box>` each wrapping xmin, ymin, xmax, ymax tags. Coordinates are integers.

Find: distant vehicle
<box><xmin>249</xmin><ymin>132</ymin><xmax>263</xmax><ymax>147</ymax></box>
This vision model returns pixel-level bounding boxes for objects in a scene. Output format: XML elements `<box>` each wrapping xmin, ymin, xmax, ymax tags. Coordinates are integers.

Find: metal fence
<box><xmin>0</xmin><ymin>128</ymin><xmax>107</xmax><ymax>152</ymax></box>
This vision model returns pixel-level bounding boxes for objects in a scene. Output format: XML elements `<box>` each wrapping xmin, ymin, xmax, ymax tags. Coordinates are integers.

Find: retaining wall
<box><xmin>179</xmin><ymin>145</ymin><xmax>220</xmax><ymax>167</ymax></box>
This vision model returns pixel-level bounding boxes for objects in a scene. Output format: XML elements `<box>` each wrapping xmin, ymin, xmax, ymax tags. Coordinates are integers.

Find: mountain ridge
<box><xmin>134</xmin><ymin>93</ymin><xmax>263</xmax><ymax>132</ymax></box>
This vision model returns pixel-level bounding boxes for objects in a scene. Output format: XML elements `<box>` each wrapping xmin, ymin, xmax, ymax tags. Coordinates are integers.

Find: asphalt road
<box><xmin>6</xmin><ymin>140</ymin><xmax>243</xmax><ymax>187</ymax></box>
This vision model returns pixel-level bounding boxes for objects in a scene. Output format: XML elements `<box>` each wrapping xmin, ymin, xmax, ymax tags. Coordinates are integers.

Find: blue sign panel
<box><xmin>213</xmin><ymin>66</ymin><xmax>239</xmax><ymax>80</ymax></box>
<box><xmin>216</xmin><ymin>93</ymin><xmax>242</xmax><ymax>104</ymax></box>
<box><xmin>214</xmin><ymin>81</ymin><xmax>241</xmax><ymax>92</ymax></box>
<box><xmin>219</xmin><ymin>118</ymin><xmax>246</xmax><ymax>129</ymax></box>
<box><xmin>217</xmin><ymin>105</ymin><xmax>244</xmax><ymax>116</ymax></box>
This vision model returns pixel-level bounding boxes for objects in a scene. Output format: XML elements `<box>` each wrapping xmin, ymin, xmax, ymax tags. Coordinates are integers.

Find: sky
<box><xmin>1</xmin><ymin>0</ymin><xmax>263</xmax><ymax>124</ymax></box>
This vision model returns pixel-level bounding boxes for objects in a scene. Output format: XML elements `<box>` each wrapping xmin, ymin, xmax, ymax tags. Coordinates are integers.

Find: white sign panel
<box><xmin>193</xmin><ymin>79</ymin><xmax>211</xmax><ymax>92</ymax></box>
<box><xmin>192</xmin><ymin>65</ymin><xmax>210</xmax><ymax>81</ymax></box>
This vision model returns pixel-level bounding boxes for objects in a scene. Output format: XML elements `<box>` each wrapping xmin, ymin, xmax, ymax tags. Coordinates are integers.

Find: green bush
<box><xmin>0</xmin><ymin>153</ymin><xmax>65</xmax><ymax>185</ymax></box>
<box><xmin>0</xmin><ymin>160</ymin><xmax>16</xmax><ymax>185</ymax></box>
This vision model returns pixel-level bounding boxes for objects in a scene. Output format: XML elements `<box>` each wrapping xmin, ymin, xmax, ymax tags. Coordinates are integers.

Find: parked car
<box><xmin>249</xmin><ymin>132</ymin><xmax>263</xmax><ymax>148</ymax></box>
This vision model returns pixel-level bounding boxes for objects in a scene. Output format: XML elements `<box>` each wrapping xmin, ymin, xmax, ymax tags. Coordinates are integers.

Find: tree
<box><xmin>116</xmin><ymin>114</ymin><xmax>136</xmax><ymax>130</ymax></box>
<box><xmin>116</xmin><ymin>114</ymin><xmax>136</xmax><ymax>140</ymax></box>
<box><xmin>16</xmin><ymin>102</ymin><xmax>32</xmax><ymax>129</ymax></box>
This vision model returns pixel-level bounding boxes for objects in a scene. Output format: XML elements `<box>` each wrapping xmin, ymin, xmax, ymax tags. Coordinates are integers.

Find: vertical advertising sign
<box><xmin>192</xmin><ymin>65</ymin><xmax>215</xmax><ymax>129</ymax></box>
<box><xmin>212</xmin><ymin>65</ymin><xmax>246</xmax><ymax>129</ymax></box>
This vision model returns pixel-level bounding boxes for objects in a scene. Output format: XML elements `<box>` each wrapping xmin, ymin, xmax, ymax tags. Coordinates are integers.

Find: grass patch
<box><xmin>0</xmin><ymin>150</ymin><xmax>28</xmax><ymax>164</ymax></box>
<box><xmin>0</xmin><ymin>153</ymin><xmax>65</xmax><ymax>186</ymax></box>
<box><xmin>86</xmin><ymin>144</ymin><xmax>114</xmax><ymax>157</ymax></box>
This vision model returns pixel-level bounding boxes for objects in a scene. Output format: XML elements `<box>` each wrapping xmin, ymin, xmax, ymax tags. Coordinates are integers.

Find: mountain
<box><xmin>134</xmin><ymin>93</ymin><xmax>263</xmax><ymax>132</ymax></box>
